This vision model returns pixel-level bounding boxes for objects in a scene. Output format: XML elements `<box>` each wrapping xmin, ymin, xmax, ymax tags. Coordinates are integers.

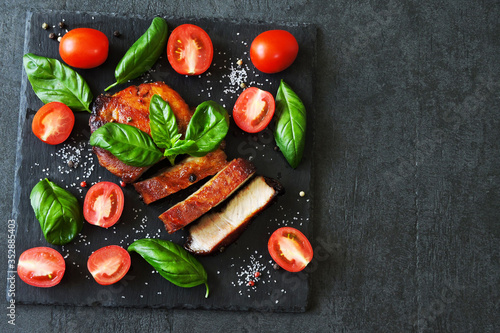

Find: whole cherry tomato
<box><xmin>59</xmin><ymin>28</ymin><xmax>109</xmax><ymax>69</ymax></box>
<box><xmin>250</xmin><ymin>30</ymin><xmax>299</xmax><ymax>74</ymax></box>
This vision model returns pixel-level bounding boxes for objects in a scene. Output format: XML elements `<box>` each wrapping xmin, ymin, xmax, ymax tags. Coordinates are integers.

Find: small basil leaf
<box><xmin>274</xmin><ymin>80</ymin><xmax>306</xmax><ymax>168</ymax></box>
<box><xmin>30</xmin><ymin>178</ymin><xmax>83</xmax><ymax>245</ymax></box>
<box><xmin>149</xmin><ymin>94</ymin><xmax>179</xmax><ymax>149</ymax></box>
<box><xmin>185</xmin><ymin>101</ymin><xmax>229</xmax><ymax>157</ymax></box>
<box><xmin>89</xmin><ymin>123</ymin><xmax>163</xmax><ymax>167</ymax></box>
<box><xmin>23</xmin><ymin>53</ymin><xmax>93</xmax><ymax>112</ymax></box>
<box><xmin>128</xmin><ymin>238</ymin><xmax>209</xmax><ymax>298</ymax></box>
<box><xmin>163</xmin><ymin>139</ymin><xmax>197</xmax><ymax>163</ymax></box>
<box><xmin>105</xmin><ymin>17</ymin><xmax>168</xmax><ymax>91</ymax></box>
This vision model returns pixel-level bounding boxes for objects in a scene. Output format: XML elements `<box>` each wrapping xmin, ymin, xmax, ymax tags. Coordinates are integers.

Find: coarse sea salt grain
<box><xmin>222</xmin><ymin>63</ymin><xmax>250</xmax><ymax>95</ymax></box>
<box><xmin>233</xmin><ymin>252</ymin><xmax>269</xmax><ymax>295</ymax></box>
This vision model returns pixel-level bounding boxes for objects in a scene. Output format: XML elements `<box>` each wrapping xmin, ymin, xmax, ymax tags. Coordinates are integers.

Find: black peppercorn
<box><xmin>273</xmin><ymin>263</ymin><xmax>280</xmax><ymax>270</ymax></box>
<box><xmin>49</xmin><ymin>32</ymin><xmax>56</xmax><ymax>39</ymax></box>
<box><xmin>189</xmin><ymin>174</ymin><xmax>197</xmax><ymax>182</ymax></box>
<box><xmin>58</xmin><ymin>21</ymin><xmax>65</xmax><ymax>28</ymax></box>
<box><xmin>113</xmin><ymin>30</ymin><xmax>121</xmax><ymax>37</ymax></box>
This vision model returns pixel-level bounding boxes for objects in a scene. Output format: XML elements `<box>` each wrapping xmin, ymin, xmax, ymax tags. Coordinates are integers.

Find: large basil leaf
<box><xmin>128</xmin><ymin>238</ymin><xmax>209</xmax><ymax>298</ymax></box>
<box><xmin>184</xmin><ymin>101</ymin><xmax>229</xmax><ymax>157</ymax></box>
<box><xmin>274</xmin><ymin>80</ymin><xmax>307</xmax><ymax>168</ymax></box>
<box><xmin>89</xmin><ymin>123</ymin><xmax>163</xmax><ymax>167</ymax></box>
<box><xmin>105</xmin><ymin>17</ymin><xmax>168</xmax><ymax>91</ymax></box>
<box><xmin>30</xmin><ymin>178</ymin><xmax>83</xmax><ymax>245</ymax></box>
<box><xmin>23</xmin><ymin>53</ymin><xmax>93</xmax><ymax>112</ymax></box>
<box><xmin>149</xmin><ymin>94</ymin><xmax>180</xmax><ymax>149</ymax></box>
<box><xmin>149</xmin><ymin>94</ymin><xmax>183</xmax><ymax>165</ymax></box>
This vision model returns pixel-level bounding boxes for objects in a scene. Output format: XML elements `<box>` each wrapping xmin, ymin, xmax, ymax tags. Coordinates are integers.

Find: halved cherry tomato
<box><xmin>59</xmin><ymin>28</ymin><xmax>109</xmax><ymax>69</ymax></box>
<box><xmin>83</xmin><ymin>182</ymin><xmax>124</xmax><ymax>228</ymax></box>
<box><xmin>87</xmin><ymin>245</ymin><xmax>131</xmax><ymax>285</ymax></box>
<box><xmin>268</xmin><ymin>227</ymin><xmax>313</xmax><ymax>272</ymax></box>
<box><xmin>167</xmin><ymin>24</ymin><xmax>213</xmax><ymax>75</ymax></box>
<box><xmin>233</xmin><ymin>87</ymin><xmax>275</xmax><ymax>133</ymax></box>
<box><xmin>250</xmin><ymin>30</ymin><xmax>299</xmax><ymax>74</ymax></box>
<box><xmin>17</xmin><ymin>247</ymin><xmax>65</xmax><ymax>288</ymax></box>
<box><xmin>32</xmin><ymin>102</ymin><xmax>75</xmax><ymax>145</ymax></box>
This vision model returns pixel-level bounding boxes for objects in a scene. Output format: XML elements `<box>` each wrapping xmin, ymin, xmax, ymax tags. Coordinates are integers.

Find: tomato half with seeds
<box><xmin>268</xmin><ymin>227</ymin><xmax>313</xmax><ymax>272</ymax></box>
<box><xmin>32</xmin><ymin>102</ymin><xmax>75</xmax><ymax>145</ymax></box>
<box><xmin>17</xmin><ymin>247</ymin><xmax>65</xmax><ymax>288</ymax></box>
<box><xmin>87</xmin><ymin>245</ymin><xmax>131</xmax><ymax>285</ymax></box>
<box><xmin>83</xmin><ymin>182</ymin><xmax>124</xmax><ymax>228</ymax></box>
<box><xmin>233</xmin><ymin>87</ymin><xmax>275</xmax><ymax>133</ymax></box>
<box><xmin>250</xmin><ymin>30</ymin><xmax>299</xmax><ymax>74</ymax></box>
<box><xmin>59</xmin><ymin>28</ymin><xmax>109</xmax><ymax>69</ymax></box>
<box><xmin>167</xmin><ymin>24</ymin><xmax>213</xmax><ymax>75</ymax></box>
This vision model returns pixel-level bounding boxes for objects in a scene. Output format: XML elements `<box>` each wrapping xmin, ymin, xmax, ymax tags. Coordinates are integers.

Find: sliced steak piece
<box><xmin>159</xmin><ymin>158</ymin><xmax>256</xmax><ymax>233</ymax></box>
<box><xmin>133</xmin><ymin>149</ymin><xmax>228</xmax><ymax>204</ymax></box>
<box><xmin>89</xmin><ymin>82</ymin><xmax>192</xmax><ymax>183</ymax></box>
<box><xmin>185</xmin><ymin>176</ymin><xmax>283</xmax><ymax>255</ymax></box>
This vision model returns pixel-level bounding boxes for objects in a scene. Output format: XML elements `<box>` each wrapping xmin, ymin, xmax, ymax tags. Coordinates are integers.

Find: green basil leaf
<box><xmin>23</xmin><ymin>53</ymin><xmax>93</xmax><ymax>112</ymax></box>
<box><xmin>184</xmin><ymin>101</ymin><xmax>229</xmax><ymax>157</ymax></box>
<box><xmin>128</xmin><ymin>238</ymin><xmax>209</xmax><ymax>298</ymax></box>
<box><xmin>105</xmin><ymin>17</ymin><xmax>168</xmax><ymax>91</ymax></box>
<box><xmin>163</xmin><ymin>139</ymin><xmax>197</xmax><ymax>163</ymax></box>
<box><xmin>149</xmin><ymin>94</ymin><xmax>179</xmax><ymax>149</ymax></box>
<box><xmin>274</xmin><ymin>80</ymin><xmax>307</xmax><ymax>168</ymax></box>
<box><xmin>89</xmin><ymin>123</ymin><xmax>162</xmax><ymax>167</ymax></box>
<box><xmin>30</xmin><ymin>178</ymin><xmax>83</xmax><ymax>245</ymax></box>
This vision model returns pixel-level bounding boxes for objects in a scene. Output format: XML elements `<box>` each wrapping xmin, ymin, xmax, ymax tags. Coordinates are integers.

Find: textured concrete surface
<box><xmin>1</xmin><ymin>0</ymin><xmax>499</xmax><ymax>332</ymax></box>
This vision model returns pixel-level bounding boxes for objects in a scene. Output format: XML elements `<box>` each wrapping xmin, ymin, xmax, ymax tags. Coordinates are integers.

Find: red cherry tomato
<box><xmin>268</xmin><ymin>227</ymin><xmax>313</xmax><ymax>272</ymax></box>
<box><xmin>167</xmin><ymin>24</ymin><xmax>213</xmax><ymax>75</ymax></box>
<box><xmin>250</xmin><ymin>30</ymin><xmax>299</xmax><ymax>74</ymax></box>
<box><xmin>233</xmin><ymin>87</ymin><xmax>275</xmax><ymax>133</ymax></box>
<box><xmin>17</xmin><ymin>247</ymin><xmax>65</xmax><ymax>288</ymax></box>
<box><xmin>83</xmin><ymin>182</ymin><xmax>124</xmax><ymax>228</ymax></box>
<box><xmin>32</xmin><ymin>102</ymin><xmax>75</xmax><ymax>145</ymax></box>
<box><xmin>87</xmin><ymin>245</ymin><xmax>131</xmax><ymax>285</ymax></box>
<box><xmin>59</xmin><ymin>28</ymin><xmax>109</xmax><ymax>69</ymax></box>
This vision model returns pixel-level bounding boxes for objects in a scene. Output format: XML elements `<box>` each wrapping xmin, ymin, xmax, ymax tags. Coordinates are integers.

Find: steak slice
<box><xmin>159</xmin><ymin>158</ymin><xmax>256</xmax><ymax>233</ymax></box>
<box><xmin>133</xmin><ymin>149</ymin><xmax>228</xmax><ymax>204</ymax></box>
<box><xmin>185</xmin><ymin>176</ymin><xmax>283</xmax><ymax>255</ymax></box>
<box><xmin>89</xmin><ymin>82</ymin><xmax>192</xmax><ymax>183</ymax></box>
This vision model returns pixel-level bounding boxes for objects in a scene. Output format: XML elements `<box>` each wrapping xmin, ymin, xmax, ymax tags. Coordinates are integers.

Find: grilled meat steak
<box><xmin>133</xmin><ymin>149</ymin><xmax>228</xmax><ymax>204</ymax></box>
<box><xmin>159</xmin><ymin>158</ymin><xmax>256</xmax><ymax>233</ymax></box>
<box><xmin>185</xmin><ymin>176</ymin><xmax>283</xmax><ymax>255</ymax></box>
<box><xmin>89</xmin><ymin>82</ymin><xmax>192</xmax><ymax>183</ymax></box>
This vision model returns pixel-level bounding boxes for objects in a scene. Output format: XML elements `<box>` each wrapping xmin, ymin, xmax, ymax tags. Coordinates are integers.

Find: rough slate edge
<box><xmin>8</xmin><ymin>9</ymin><xmax>317</xmax><ymax>313</ymax></box>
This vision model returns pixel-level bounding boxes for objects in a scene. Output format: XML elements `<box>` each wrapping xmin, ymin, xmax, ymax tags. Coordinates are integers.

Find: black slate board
<box><xmin>9</xmin><ymin>10</ymin><xmax>315</xmax><ymax>312</ymax></box>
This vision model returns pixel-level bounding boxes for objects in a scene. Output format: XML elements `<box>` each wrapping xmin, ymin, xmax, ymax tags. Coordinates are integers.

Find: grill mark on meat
<box><xmin>133</xmin><ymin>149</ymin><xmax>228</xmax><ymax>204</ymax></box>
<box><xmin>184</xmin><ymin>176</ymin><xmax>284</xmax><ymax>255</ymax></box>
<box><xmin>159</xmin><ymin>158</ymin><xmax>256</xmax><ymax>233</ymax></box>
<box><xmin>89</xmin><ymin>82</ymin><xmax>192</xmax><ymax>183</ymax></box>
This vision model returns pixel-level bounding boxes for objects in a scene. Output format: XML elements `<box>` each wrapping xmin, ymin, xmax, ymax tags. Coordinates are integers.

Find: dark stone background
<box><xmin>1</xmin><ymin>0</ymin><xmax>498</xmax><ymax>332</ymax></box>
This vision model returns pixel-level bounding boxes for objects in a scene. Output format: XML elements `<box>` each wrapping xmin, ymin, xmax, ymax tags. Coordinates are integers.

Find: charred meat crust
<box><xmin>133</xmin><ymin>149</ymin><xmax>228</xmax><ymax>204</ymax></box>
<box><xmin>159</xmin><ymin>158</ymin><xmax>256</xmax><ymax>233</ymax></box>
<box><xmin>184</xmin><ymin>176</ymin><xmax>283</xmax><ymax>255</ymax></box>
<box><xmin>89</xmin><ymin>82</ymin><xmax>192</xmax><ymax>183</ymax></box>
